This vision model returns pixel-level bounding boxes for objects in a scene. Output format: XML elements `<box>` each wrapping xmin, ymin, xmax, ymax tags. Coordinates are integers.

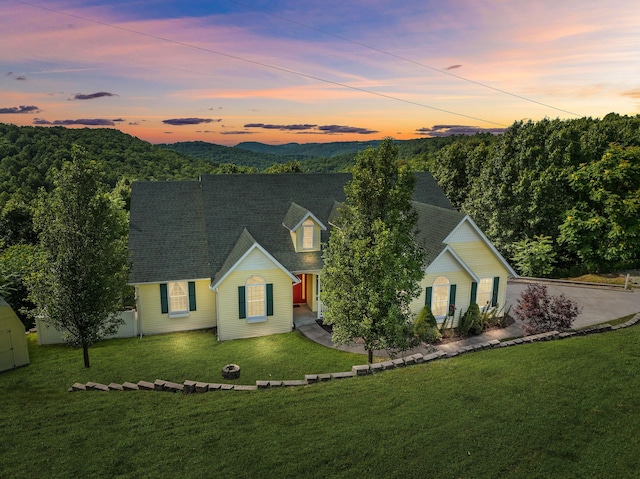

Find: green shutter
<box><xmin>238</xmin><ymin>286</ymin><xmax>246</xmax><ymax>319</ymax></box>
<box><xmin>266</xmin><ymin>284</ymin><xmax>274</xmax><ymax>316</ymax></box>
<box><xmin>425</xmin><ymin>287</ymin><xmax>432</xmax><ymax>307</ymax></box>
<box><xmin>188</xmin><ymin>281</ymin><xmax>196</xmax><ymax>311</ymax></box>
<box><xmin>491</xmin><ymin>277</ymin><xmax>500</xmax><ymax>307</ymax></box>
<box><xmin>470</xmin><ymin>281</ymin><xmax>478</xmax><ymax>304</ymax></box>
<box><xmin>160</xmin><ymin>283</ymin><xmax>168</xmax><ymax>314</ymax></box>
<box><xmin>449</xmin><ymin>284</ymin><xmax>457</xmax><ymax>315</ymax></box>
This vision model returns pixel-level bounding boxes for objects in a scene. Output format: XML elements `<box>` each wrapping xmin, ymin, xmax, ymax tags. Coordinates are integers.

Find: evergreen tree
<box><xmin>321</xmin><ymin>138</ymin><xmax>425</xmax><ymax>363</ymax></box>
<box><xmin>31</xmin><ymin>145</ymin><xmax>129</xmax><ymax>367</ymax></box>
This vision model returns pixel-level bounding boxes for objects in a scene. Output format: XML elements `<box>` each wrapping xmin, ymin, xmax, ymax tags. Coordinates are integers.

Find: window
<box><xmin>160</xmin><ymin>281</ymin><xmax>196</xmax><ymax>317</ymax></box>
<box><xmin>239</xmin><ymin>276</ymin><xmax>274</xmax><ymax>322</ymax></box>
<box><xmin>301</xmin><ymin>219</ymin><xmax>315</xmax><ymax>250</ymax></box>
<box><xmin>431</xmin><ymin>276</ymin><xmax>450</xmax><ymax>317</ymax></box>
<box><xmin>476</xmin><ymin>278</ymin><xmax>493</xmax><ymax>309</ymax></box>
<box><xmin>246</xmin><ymin>276</ymin><xmax>266</xmax><ymax>319</ymax></box>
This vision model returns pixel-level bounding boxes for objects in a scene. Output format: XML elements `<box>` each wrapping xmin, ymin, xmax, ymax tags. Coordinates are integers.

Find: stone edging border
<box><xmin>69</xmin><ymin>313</ymin><xmax>640</xmax><ymax>393</ymax></box>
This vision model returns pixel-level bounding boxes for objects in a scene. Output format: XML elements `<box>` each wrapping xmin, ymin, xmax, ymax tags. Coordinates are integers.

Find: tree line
<box><xmin>422</xmin><ymin>113</ymin><xmax>640</xmax><ymax>275</ymax></box>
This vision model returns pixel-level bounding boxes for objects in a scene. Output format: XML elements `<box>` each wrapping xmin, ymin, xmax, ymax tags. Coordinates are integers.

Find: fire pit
<box><xmin>221</xmin><ymin>363</ymin><xmax>240</xmax><ymax>380</ymax></box>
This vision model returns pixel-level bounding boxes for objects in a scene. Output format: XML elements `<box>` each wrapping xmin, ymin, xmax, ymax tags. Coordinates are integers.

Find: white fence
<box><xmin>36</xmin><ymin>310</ymin><xmax>137</xmax><ymax>345</ymax></box>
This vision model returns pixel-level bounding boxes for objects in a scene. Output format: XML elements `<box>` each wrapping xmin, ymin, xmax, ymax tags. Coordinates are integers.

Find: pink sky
<box><xmin>1</xmin><ymin>0</ymin><xmax>639</xmax><ymax>145</ymax></box>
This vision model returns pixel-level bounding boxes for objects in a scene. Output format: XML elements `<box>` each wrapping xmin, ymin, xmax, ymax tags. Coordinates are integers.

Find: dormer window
<box><xmin>282</xmin><ymin>202</ymin><xmax>327</xmax><ymax>253</ymax></box>
<box><xmin>301</xmin><ymin>219</ymin><xmax>315</xmax><ymax>250</ymax></box>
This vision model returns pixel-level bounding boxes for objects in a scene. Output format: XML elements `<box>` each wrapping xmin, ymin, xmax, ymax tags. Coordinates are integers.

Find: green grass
<box><xmin>566</xmin><ymin>273</ymin><xmax>633</xmax><ymax>287</ymax></box>
<box><xmin>2</xmin><ymin>327</ymin><xmax>640</xmax><ymax>478</ymax></box>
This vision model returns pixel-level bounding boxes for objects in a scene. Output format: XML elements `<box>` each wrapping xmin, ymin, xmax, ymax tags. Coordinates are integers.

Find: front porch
<box><xmin>293</xmin><ymin>304</ymin><xmax>318</xmax><ymax>328</ymax></box>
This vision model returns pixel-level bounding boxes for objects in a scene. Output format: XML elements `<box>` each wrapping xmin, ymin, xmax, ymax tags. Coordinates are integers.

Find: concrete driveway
<box><xmin>506</xmin><ymin>279</ymin><xmax>640</xmax><ymax>329</ymax></box>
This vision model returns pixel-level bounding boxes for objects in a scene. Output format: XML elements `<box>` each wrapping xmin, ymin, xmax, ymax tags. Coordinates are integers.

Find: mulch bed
<box><xmin>317</xmin><ymin>315</ymin><xmax>515</xmax><ymax>344</ymax></box>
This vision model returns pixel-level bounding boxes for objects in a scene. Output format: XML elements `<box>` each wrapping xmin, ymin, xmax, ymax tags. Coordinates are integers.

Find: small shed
<box><xmin>0</xmin><ymin>295</ymin><xmax>29</xmax><ymax>372</ymax></box>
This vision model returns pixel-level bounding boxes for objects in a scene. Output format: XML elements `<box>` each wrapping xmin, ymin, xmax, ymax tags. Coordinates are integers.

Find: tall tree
<box><xmin>321</xmin><ymin>138</ymin><xmax>425</xmax><ymax>363</ymax></box>
<box><xmin>31</xmin><ymin>145</ymin><xmax>129</xmax><ymax>368</ymax></box>
<box><xmin>558</xmin><ymin>144</ymin><xmax>640</xmax><ymax>270</ymax></box>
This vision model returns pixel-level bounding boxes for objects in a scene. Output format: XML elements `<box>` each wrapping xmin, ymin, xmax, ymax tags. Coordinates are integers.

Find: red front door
<box><xmin>293</xmin><ymin>275</ymin><xmax>304</xmax><ymax>303</ymax></box>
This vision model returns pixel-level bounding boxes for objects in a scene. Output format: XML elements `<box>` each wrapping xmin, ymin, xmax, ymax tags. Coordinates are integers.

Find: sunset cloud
<box><xmin>0</xmin><ymin>105</ymin><xmax>41</xmax><ymax>114</ymax></box>
<box><xmin>416</xmin><ymin>125</ymin><xmax>506</xmax><ymax>137</ymax></box>
<box><xmin>317</xmin><ymin>125</ymin><xmax>378</xmax><ymax>135</ymax></box>
<box><xmin>162</xmin><ymin>118</ymin><xmax>222</xmax><ymax>126</ymax></box>
<box><xmin>243</xmin><ymin>123</ymin><xmax>378</xmax><ymax>135</ymax></box>
<box><xmin>445</xmin><ymin>65</ymin><xmax>462</xmax><ymax>70</ymax></box>
<box><xmin>33</xmin><ymin>118</ymin><xmax>117</xmax><ymax>126</ymax></box>
<box><xmin>71</xmin><ymin>92</ymin><xmax>118</xmax><ymax>100</ymax></box>
<box><xmin>244</xmin><ymin>123</ymin><xmax>317</xmax><ymax>131</ymax></box>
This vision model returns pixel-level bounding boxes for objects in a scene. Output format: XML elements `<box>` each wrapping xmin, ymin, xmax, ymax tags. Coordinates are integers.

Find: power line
<box><xmin>227</xmin><ymin>0</ymin><xmax>582</xmax><ymax>118</ymax></box>
<box><xmin>13</xmin><ymin>0</ymin><xmax>508</xmax><ymax>127</ymax></box>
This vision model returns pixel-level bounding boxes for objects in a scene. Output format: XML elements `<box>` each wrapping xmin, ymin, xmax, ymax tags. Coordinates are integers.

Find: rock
<box><xmin>195</xmin><ymin>382</ymin><xmax>209</xmax><ymax>393</ymax></box>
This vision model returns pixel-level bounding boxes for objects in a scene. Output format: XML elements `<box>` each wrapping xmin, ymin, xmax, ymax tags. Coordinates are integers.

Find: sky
<box><xmin>1</xmin><ymin>0</ymin><xmax>639</xmax><ymax>146</ymax></box>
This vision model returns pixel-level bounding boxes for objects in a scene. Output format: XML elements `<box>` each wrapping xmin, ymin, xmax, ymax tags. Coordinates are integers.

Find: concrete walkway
<box><xmin>295</xmin><ymin>279</ymin><xmax>640</xmax><ymax>357</ymax></box>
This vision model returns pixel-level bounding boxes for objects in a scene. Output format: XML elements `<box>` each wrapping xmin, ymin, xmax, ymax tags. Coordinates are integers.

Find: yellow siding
<box><xmin>137</xmin><ymin>280</ymin><xmax>216</xmax><ymax>335</ymax></box>
<box><xmin>216</xmin><ymin>248</ymin><xmax>294</xmax><ymax>341</ymax></box>
<box><xmin>292</xmin><ymin>220</ymin><xmax>321</xmax><ymax>252</ymax></box>
<box><xmin>306</xmin><ymin>274</ymin><xmax>318</xmax><ymax>312</ymax></box>
<box><xmin>411</xmin><ymin>267</ymin><xmax>474</xmax><ymax>327</ymax></box>
<box><xmin>449</xmin><ymin>240</ymin><xmax>510</xmax><ymax>309</ymax></box>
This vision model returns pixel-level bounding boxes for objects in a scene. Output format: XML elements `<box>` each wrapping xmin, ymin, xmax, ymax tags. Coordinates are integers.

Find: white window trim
<box><xmin>300</xmin><ymin>219</ymin><xmax>316</xmax><ymax>251</ymax></box>
<box><xmin>168</xmin><ymin>281</ymin><xmax>189</xmax><ymax>318</ymax></box>
<box><xmin>476</xmin><ymin>277</ymin><xmax>493</xmax><ymax>312</ymax></box>
<box><xmin>431</xmin><ymin>276</ymin><xmax>450</xmax><ymax>318</ymax></box>
<box><xmin>246</xmin><ymin>276</ymin><xmax>267</xmax><ymax>322</ymax></box>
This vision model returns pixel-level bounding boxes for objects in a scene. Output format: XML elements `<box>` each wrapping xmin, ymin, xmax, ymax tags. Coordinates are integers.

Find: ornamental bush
<box><xmin>459</xmin><ymin>303</ymin><xmax>483</xmax><ymax>336</ymax></box>
<box><xmin>514</xmin><ymin>284</ymin><xmax>581</xmax><ymax>335</ymax></box>
<box><xmin>414</xmin><ymin>305</ymin><xmax>441</xmax><ymax>343</ymax></box>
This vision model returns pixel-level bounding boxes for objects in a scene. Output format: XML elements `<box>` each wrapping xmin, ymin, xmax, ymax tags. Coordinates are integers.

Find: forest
<box><xmin>1</xmin><ymin>113</ymin><xmax>639</xmax><ymax>329</ymax></box>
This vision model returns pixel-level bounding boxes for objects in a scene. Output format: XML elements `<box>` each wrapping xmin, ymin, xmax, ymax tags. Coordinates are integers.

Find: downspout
<box><xmin>215</xmin><ymin>288</ymin><xmax>220</xmax><ymax>341</ymax></box>
<box><xmin>135</xmin><ymin>285</ymin><xmax>143</xmax><ymax>339</ymax></box>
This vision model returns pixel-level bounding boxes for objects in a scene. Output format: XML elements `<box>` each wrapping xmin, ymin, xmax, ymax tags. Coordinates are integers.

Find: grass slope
<box><xmin>1</xmin><ymin>328</ymin><xmax>639</xmax><ymax>478</ymax></box>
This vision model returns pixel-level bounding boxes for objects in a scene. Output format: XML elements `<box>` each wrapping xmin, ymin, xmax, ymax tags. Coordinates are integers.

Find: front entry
<box><xmin>293</xmin><ymin>274</ymin><xmax>304</xmax><ymax>303</ymax></box>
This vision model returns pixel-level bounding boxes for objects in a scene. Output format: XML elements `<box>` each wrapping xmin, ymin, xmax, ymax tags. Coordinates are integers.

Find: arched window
<box><xmin>246</xmin><ymin>276</ymin><xmax>266</xmax><ymax>318</ymax></box>
<box><xmin>169</xmin><ymin>281</ymin><xmax>188</xmax><ymax>314</ymax></box>
<box><xmin>431</xmin><ymin>276</ymin><xmax>450</xmax><ymax>317</ymax></box>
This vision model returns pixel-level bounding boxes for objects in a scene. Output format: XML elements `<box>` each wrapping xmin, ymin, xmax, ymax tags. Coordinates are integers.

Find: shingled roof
<box><xmin>128</xmin><ymin>172</ymin><xmax>456</xmax><ymax>284</ymax></box>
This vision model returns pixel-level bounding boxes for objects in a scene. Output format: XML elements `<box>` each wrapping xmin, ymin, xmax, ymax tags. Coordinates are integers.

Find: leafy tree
<box><xmin>511</xmin><ymin>235</ymin><xmax>556</xmax><ymax>277</ymax></box>
<box><xmin>0</xmin><ymin>244</ymin><xmax>40</xmax><ymax>329</ymax></box>
<box><xmin>321</xmin><ymin>138</ymin><xmax>425</xmax><ymax>363</ymax></box>
<box><xmin>514</xmin><ymin>284</ymin><xmax>580</xmax><ymax>335</ymax></box>
<box><xmin>263</xmin><ymin>160</ymin><xmax>302</xmax><ymax>173</ymax></box>
<box><xmin>558</xmin><ymin>144</ymin><xmax>640</xmax><ymax>270</ymax></box>
<box><xmin>30</xmin><ymin>145</ymin><xmax>129</xmax><ymax>368</ymax></box>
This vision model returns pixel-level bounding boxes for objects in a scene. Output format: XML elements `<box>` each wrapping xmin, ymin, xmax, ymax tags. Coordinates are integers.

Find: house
<box><xmin>0</xmin><ymin>295</ymin><xmax>29</xmax><ymax>372</ymax></box>
<box><xmin>128</xmin><ymin>173</ymin><xmax>517</xmax><ymax>341</ymax></box>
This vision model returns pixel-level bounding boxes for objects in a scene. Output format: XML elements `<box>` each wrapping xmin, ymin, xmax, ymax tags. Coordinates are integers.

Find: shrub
<box><xmin>514</xmin><ymin>284</ymin><xmax>581</xmax><ymax>335</ymax></box>
<box><xmin>414</xmin><ymin>306</ymin><xmax>442</xmax><ymax>343</ymax></box>
<box><xmin>459</xmin><ymin>303</ymin><xmax>483</xmax><ymax>336</ymax></box>
<box><xmin>511</xmin><ymin>235</ymin><xmax>556</xmax><ymax>277</ymax></box>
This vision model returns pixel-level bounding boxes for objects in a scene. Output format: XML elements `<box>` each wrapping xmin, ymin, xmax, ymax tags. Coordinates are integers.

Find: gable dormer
<box><xmin>282</xmin><ymin>202</ymin><xmax>326</xmax><ymax>253</ymax></box>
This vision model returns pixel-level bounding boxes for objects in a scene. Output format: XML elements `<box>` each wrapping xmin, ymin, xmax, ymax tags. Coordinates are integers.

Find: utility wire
<box><xmin>13</xmin><ymin>0</ymin><xmax>507</xmax><ymax>127</ymax></box>
<box><xmin>227</xmin><ymin>0</ymin><xmax>582</xmax><ymax>118</ymax></box>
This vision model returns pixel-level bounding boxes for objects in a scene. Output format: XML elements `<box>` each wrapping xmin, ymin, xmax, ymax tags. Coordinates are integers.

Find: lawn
<box><xmin>1</xmin><ymin>327</ymin><xmax>639</xmax><ymax>478</ymax></box>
